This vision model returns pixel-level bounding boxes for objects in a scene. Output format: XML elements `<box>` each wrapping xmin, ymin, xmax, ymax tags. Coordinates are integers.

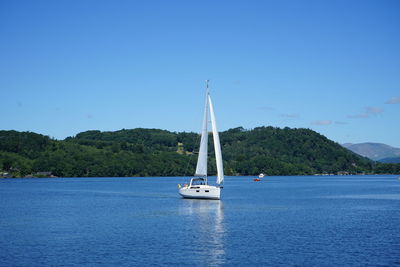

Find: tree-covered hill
<box><xmin>1</xmin><ymin>127</ymin><xmax>399</xmax><ymax>177</ymax></box>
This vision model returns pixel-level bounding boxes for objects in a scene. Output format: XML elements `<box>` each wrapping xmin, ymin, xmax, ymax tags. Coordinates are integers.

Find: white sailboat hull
<box><xmin>179</xmin><ymin>185</ymin><xmax>221</xmax><ymax>200</ymax></box>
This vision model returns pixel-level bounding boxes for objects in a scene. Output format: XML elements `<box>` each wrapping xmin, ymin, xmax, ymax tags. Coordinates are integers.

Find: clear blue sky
<box><xmin>1</xmin><ymin>0</ymin><xmax>399</xmax><ymax>147</ymax></box>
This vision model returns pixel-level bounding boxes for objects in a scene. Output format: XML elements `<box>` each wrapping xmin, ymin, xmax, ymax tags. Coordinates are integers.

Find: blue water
<box><xmin>1</xmin><ymin>175</ymin><xmax>399</xmax><ymax>266</ymax></box>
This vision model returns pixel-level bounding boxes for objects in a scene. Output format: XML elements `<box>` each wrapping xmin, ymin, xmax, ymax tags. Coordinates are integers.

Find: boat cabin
<box><xmin>189</xmin><ymin>177</ymin><xmax>208</xmax><ymax>188</ymax></box>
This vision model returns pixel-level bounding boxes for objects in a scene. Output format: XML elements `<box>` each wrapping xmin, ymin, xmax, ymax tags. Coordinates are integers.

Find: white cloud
<box><xmin>348</xmin><ymin>106</ymin><xmax>384</xmax><ymax>119</ymax></box>
<box><xmin>312</xmin><ymin>120</ymin><xmax>332</xmax><ymax>125</ymax></box>
<box><xmin>280</xmin><ymin>113</ymin><xmax>300</xmax><ymax>118</ymax></box>
<box><xmin>258</xmin><ymin>106</ymin><xmax>275</xmax><ymax>111</ymax></box>
<box><xmin>385</xmin><ymin>96</ymin><xmax>400</xmax><ymax>104</ymax></box>
<box><xmin>335</xmin><ymin>121</ymin><xmax>348</xmax><ymax>125</ymax></box>
<box><xmin>366</xmin><ymin>106</ymin><xmax>384</xmax><ymax>114</ymax></box>
<box><xmin>347</xmin><ymin>113</ymin><xmax>369</xmax><ymax>119</ymax></box>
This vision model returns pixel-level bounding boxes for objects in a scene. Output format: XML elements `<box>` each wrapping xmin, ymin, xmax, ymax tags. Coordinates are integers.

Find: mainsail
<box><xmin>194</xmin><ymin>90</ymin><xmax>209</xmax><ymax>177</ymax></box>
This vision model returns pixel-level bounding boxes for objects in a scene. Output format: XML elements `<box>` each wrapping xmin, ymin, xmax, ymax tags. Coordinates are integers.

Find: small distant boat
<box><xmin>253</xmin><ymin>178</ymin><xmax>261</xmax><ymax>182</ymax></box>
<box><xmin>178</xmin><ymin>80</ymin><xmax>224</xmax><ymax>200</ymax></box>
<box><xmin>258</xmin><ymin>173</ymin><xmax>265</xmax><ymax>178</ymax></box>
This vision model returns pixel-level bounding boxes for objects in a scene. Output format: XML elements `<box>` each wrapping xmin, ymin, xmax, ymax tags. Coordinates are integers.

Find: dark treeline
<box><xmin>1</xmin><ymin>127</ymin><xmax>399</xmax><ymax>177</ymax></box>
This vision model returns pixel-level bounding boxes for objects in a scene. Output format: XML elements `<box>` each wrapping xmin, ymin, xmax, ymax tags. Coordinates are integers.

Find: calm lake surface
<box><xmin>1</xmin><ymin>175</ymin><xmax>399</xmax><ymax>266</ymax></box>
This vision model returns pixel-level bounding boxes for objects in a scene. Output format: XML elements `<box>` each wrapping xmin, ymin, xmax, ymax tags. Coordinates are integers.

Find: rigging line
<box><xmin>183</xmin><ymin>132</ymin><xmax>201</xmax><ymax>178</ymax></box>
<box><xmin>161</xmin><ymin>156</ymin><xmax>173</xmax><ymax>177</ymax></box>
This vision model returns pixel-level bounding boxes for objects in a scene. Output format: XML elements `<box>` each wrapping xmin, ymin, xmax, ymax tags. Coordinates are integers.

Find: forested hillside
<box><xmin>1</xmin><ymin>127</ymin><xmax>399</xmax><ymax>177</ymax></box>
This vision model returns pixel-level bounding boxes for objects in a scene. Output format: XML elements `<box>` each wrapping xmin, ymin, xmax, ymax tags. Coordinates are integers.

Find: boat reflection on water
<box><xmin>179</xmin><ymin>199</ymin><xmax>225</xmax><ymax>266</ymax></box>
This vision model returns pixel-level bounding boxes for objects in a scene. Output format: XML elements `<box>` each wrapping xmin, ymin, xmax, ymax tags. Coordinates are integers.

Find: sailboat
<box><xmin>178</xmin><ymin>81</ymin><xmax>224</xmax><ymax>200</ymax></box>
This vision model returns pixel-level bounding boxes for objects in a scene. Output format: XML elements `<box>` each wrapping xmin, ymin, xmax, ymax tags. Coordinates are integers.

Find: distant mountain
<box><xmin>379</xmin><ymin>157</ymin><xmax>400</xmax><ymax>164</ymax></box>
<box><xmin>342</xmin><ymin>142</ymin><xmax>400</xmax><ymax>161</ymax></box>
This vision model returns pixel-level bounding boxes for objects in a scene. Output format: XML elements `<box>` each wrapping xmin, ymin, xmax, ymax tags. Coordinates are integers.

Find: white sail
<box><xmin>208</xmin><ymin>95</ymin><xmax>224</xmax><ymax>184</ymax></box>
<box><xmin>194</xmin><ymin>90</ymin><xmax>209</xmax><ymax>177</ymax></box>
